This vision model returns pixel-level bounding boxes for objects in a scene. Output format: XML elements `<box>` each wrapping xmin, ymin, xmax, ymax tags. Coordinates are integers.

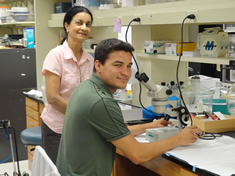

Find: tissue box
<box><xmin>193</xmin><ymin>115</ymin><xmax>235</xmax><ymax>133</ymax></box>
<box><xmin>144</xmin><ymin>41</ymin><xmax>165</xmax><ymax>54</ymax></box>
<box><xmin>23</xmin><ymin>27</ymin><xmax>34</xmax><ymax>48</ymax></box>
<box><xmin>165</xmin><ymin>43</ymin><xmax>177</xmax><ymax>56</ymax></box>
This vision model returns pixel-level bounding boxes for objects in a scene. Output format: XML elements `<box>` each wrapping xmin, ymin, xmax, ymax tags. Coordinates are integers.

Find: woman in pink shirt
<box><xmin>41</xmin><ymin>6</ymin><xmax>94</xmax><ymax>164</ymax></box>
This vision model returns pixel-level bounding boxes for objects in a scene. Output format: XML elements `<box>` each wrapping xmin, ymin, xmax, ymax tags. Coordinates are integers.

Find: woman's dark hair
<box><xmin>61</xmin><ymin>6</ymin><xmax>93</xmax><ymax>44</ymax></box>
<box><xmin>94</xmin><ymin>38</ymin><xmax>135</xmax><ymax>72</ymax></box>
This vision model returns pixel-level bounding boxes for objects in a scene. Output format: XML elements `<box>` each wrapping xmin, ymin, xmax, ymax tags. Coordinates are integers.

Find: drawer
<box><xmin>26</xmin><ymin>106</ymin><xmax>40</xmax><ymax>121</ymax></box>
<box><xmin>28</xmin><ymin>152</ymin><xmax>33</xmax><ymax>171</ymax></box>
<box><xmin>25</xmin><ymin>97</ymin><xmax>39</xmax><ymax>111</ymax></box>
<box><xmin>39</xmin><ymin>103</ymin><xmax>45</xmax><ymax>113</ymax></box>
<box><xmin>27</xmin><ymin>116</ymin><xmax>40</xmax><ymax>128</ymax></box>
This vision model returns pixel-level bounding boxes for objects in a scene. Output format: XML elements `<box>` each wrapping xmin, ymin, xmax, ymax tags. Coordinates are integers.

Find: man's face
<box><xmin>95</xmin><ymin>51</ymin><xmax>133</xmax><ymax>94</ymax></box>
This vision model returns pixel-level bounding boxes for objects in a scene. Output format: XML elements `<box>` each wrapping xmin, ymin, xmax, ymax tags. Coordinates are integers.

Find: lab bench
<box><xmin>113</xmin><ymin>131</ymin><xmax>235</xmax><ymax>176</ymax></box>
<box><xmin>113</xmin><ymin>150</ymin><xmax>200</xmax><ymax>176</ymax></box>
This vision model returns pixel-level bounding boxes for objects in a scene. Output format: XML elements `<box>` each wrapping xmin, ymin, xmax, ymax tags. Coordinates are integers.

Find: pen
<box><xmin>203</xmin><ymin>111</ymin><xmax>219</xmax><ymax>120</ymax></box>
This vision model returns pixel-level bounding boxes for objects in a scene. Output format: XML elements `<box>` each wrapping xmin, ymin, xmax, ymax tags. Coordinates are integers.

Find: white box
<box><xmin>144</xmin><ymin>41</ymin><xmax>166</xmax><ymax>54</ymax></box>
<box><xmin>165</xmin><ymin>43</ymin><xmax>177</xmax><ymax>55</ymax></box>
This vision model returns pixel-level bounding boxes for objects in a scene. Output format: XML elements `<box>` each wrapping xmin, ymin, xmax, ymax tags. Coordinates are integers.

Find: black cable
<box><xmin>9</xmin><ymin>126</ymin><xmax>21</xmax><ymax>176</ymax></box>
<box><xmin>126</xmin><ymin>17</ymin><xmax>182</xmax><ymax>118</ymax></box>
<box><xmin>125</xmin><ymin>18</ymin><xmax>140</xmax><ymax>43</ymax></box>
<box><xmin>199</xmin><ymin>132</ymin><xmax>223</xmax><ymax>140</ymax></box>
<box><xmin>176</xmin><ymin>14</ymin><xmax>195</xmax><ymax>127</ymax></box>
<box><xmin>126</xmin><ymin>18</ymin><xmax>163</xmax><ymax>117</ymax></box>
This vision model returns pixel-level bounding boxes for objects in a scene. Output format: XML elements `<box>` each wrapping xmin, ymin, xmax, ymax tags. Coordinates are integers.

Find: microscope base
<box><xmin>146</xmin><ymin>127</ymin><xmax>180</xmax><ymax>142</ymax></box>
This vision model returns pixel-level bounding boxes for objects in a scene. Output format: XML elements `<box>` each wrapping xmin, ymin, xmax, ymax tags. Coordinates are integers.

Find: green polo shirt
<box><xmin>56</xmin><ymin>73</ymin><xmax>131</xmax><ymax>176</ymax></box>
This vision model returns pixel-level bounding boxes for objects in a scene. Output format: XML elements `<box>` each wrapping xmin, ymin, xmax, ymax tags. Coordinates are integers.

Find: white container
<box><xmin>0</xmin><ymin>6</ymin><xmax>10</xmax><ymax>23</ymax></box>
<box><xmin>145</xmin><ymin>0</ymin><xmax>166</xmax><ymax>4</ymax></box>
<box><xmin>122</xmin><ymin>0</ymin><xmax>145</xmax><ymax>6</ymax></box>
<box><xmin>197</xmin><ymin>27</ymin><xmax>228</xmax><ymax>57</ymax></box>
<box><xmin>10</xmin><ymin>7</ymin><xmax>29</xmax><ymax>13</ymax></box>
<box><xmin>12</xmin><ymin>14</ymin><xmax>28</xmax><ymax>21</ymax></box>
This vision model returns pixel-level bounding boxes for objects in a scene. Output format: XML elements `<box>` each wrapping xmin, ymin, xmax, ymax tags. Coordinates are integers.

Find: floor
<box><xmin>0</xmin><ymin>160</ymin><xmax>31</xmax><ymax>176</ymax></box>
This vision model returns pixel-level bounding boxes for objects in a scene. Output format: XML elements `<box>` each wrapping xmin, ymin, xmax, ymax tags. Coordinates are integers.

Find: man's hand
<box><xmin>149</xmin><ymin>118</ymin><xmax>173</xmax><ymax>128</ymax></box>
<box><xmin>175</xmin><ymin>125</ymin><xmax>202</xmax><ymax>146</ymax></box>
<box><xmin>128</xmin><ymin>118</ymin><xmax>173</xmax><ymax>136</ymax></box>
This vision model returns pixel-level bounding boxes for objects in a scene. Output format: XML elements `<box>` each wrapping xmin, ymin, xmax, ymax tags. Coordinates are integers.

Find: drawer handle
<box><xmin>28</xmin><ymin>121</ymin><xmax>35</xmax><ymax>126</ymax></box>
<box><xmin>27</xmin><ymin>102</ymin><xmax>33</xmax><ymax>106</ymax></box>
<box><xmin>28</xmin><ymin>112</ymin><xmax>33</xmax><ymax>116</ymax></box>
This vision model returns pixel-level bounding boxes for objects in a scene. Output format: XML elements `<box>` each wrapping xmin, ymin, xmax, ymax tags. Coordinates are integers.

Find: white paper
<box><xmin>166</xmin><ymin>135</ymin><xmax>235</xmax><ymax>176</ymax></box>
<box><xmin>23</xmin><ymin>89</ymin><xmax>42</xmax><ymax>98</ymax></box>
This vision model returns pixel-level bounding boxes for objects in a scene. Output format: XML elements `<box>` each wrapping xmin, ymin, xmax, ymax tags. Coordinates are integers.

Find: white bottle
<box><xmin>198</xmin><ymin>98</ymin><xmax>204</xmax><ymax>113</ymax></box>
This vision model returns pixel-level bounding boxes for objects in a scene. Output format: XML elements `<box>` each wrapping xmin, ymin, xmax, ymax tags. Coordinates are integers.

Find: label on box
<box><xmin>165</xmin><ymin>43</ymin><xmax>177</xmax><ymax>56</ymax></box>
<box><xmin>213</xmin><ymin>112</ymin><xmax>227</xmax><ymax>120</ymax></box>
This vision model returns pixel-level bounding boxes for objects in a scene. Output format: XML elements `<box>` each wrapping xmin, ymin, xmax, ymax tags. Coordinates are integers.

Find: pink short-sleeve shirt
<box><xmin>41</xmin><ymin>40</ymin><xmax>94</xmax><ymax>134</ymax></box>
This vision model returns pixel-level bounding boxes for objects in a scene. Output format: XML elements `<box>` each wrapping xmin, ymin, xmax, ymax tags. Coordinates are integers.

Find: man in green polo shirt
<box><xmin>56</xmin><ymin>38</ymin><xmax>202</xmax><ymax>176</ymax></box>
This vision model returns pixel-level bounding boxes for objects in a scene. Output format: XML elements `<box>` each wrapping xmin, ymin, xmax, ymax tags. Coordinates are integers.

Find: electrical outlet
<box><xmin>186</xmin><ymin>11</ymin><xmax>197</xmax><ymax>23</ymax></box>
<box><xmin>221</xmin><ymin>82</ymin><xmax>233</xmax><ymax>89</ymax></box>
<box><xmin>97</xmin><ymin>17</ymin><xmax>103</xmax><ymax>25</ymax></box>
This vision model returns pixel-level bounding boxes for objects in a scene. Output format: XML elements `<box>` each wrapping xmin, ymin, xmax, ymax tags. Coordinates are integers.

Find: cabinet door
<box><xmin>0</xmin><ymin>48</ymin><xmax>36</xmax><ymax>90</ymax></box>
<box><xmin>0</xmin><ymin>89</ymin><xmax>28</xmax><ymax>161</ymax></box>
<box><xmin>17</xmin><ymin>48</ymin><xmax>37</xmax><ymax>89</ymax></box>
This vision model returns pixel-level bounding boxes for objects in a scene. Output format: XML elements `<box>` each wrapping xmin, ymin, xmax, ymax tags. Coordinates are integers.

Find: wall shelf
<box><xmin>136</xmin><ymin>51</ymin><xmax>231</xmax><ymax>65</ymax></box>
<box><xmin>85</xmin><ymin>49</ymin><xmax>231</xmax><ymax>65</ymax></box>
<box><xmin>48</xmin><ymin>0</ymin><xmax>235</xmax><ymax>27</ymax></box>
<box><xmin>0</xmin><ymin>21</ymin><xmax>35</xmax><ymax>27</ymax></box>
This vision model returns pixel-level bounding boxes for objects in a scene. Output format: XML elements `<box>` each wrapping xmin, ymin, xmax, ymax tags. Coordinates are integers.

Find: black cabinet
<box><xmin>0</xmin><ymin>48</ymin><xmax>36</xmax><ymax>163</ymax></box>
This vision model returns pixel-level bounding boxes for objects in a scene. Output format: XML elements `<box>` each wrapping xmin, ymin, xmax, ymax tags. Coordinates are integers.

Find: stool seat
<box><xmin>21</xmin><ymin>127</ymin><xmax>42</xmax><ymax>146</ymax></box>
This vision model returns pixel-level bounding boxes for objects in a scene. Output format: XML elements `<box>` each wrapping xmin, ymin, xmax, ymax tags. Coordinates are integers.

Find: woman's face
<box><xmin>65</xmin><ymin>12</ymin><xmax>92</xmax><ymax>42</ymax></box>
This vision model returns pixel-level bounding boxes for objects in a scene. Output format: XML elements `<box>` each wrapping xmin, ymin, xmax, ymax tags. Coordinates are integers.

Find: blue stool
<box><xmin>20</xmin><ymin>127</ymin><xmax>42</xmax><ymax>146</ymax></box>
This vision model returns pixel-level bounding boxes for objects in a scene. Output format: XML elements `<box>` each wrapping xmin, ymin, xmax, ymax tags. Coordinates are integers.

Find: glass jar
<box><xmin>182</xmin><ymin>76</ymin><xmax>214</xmax><ymax>114</ymax></box>
<box><xmin>222</xmin><ymin>83</ymin><xmax>235</xmax><ymax>116</ymax></box>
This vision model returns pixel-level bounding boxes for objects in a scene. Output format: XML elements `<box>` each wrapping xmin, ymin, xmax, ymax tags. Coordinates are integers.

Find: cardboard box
<box><xmin>193</xmin><ymin>115</ymin><xmax>235</xmax><ymax>133</ymax></box>
<box><xmin>165</xmin><ymin>43</ymin><xmax>177</xmax><ymax>56</ymax></box>
<box><xmin>176</xmin><ymin>42</ymin><xmax>197</xmax><ymax>55</ymax></box>
<box><xmin>23</xmin><ymin>27</ymin><xmax>34</xmax><ymax>48</ymax></box>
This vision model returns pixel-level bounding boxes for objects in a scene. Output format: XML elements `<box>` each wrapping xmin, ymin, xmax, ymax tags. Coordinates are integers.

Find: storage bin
<box><xmin>192</xmin><ymin>115</ymin><xmax>235</xmax><ymax>133</ymax></box>
<box><xmin>212</xmin><ymin>99</ymin><xmax>229</xmax><ymax>115</ymax></box>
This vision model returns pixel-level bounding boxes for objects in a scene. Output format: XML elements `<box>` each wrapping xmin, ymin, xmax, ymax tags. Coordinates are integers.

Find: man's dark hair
<box><xmin>61</xmin><ymin>6</ymin><xmax>93</xmax><ymax>44</ymax></box>
<box><xmin>94</xmin><ymin>38</ymin><xmax>135</xmax><ymax>72</ymax></box>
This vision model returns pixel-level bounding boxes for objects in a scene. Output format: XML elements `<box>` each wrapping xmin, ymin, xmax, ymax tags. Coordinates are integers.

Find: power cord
<box><xmin>199</xmin><ymin>132</ymin><xmax>223</xmax><ymax>140</ymax></box>
<box><xmin>0</xmin><ymin>129</ymin><xmax>15</xmax><ymax>164</ymax></box>
<box><xmin>125</xmin><ymin>17</ymin><xmax>164</xmax><ymax>117</ymax></box>
<box><xmin>178</xmin><ymin>14</ymin><xmax>223</xmax><ymax>139</ymax></box>
<box><xmin>125</xmin><ymin>18</ymin><xmax>141</xmax><ymax>44</ymax></box>
<box><xmin>176</xmin><ymin>14</ymin><xmax>195</xmax><ymax>127</ymax></box>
